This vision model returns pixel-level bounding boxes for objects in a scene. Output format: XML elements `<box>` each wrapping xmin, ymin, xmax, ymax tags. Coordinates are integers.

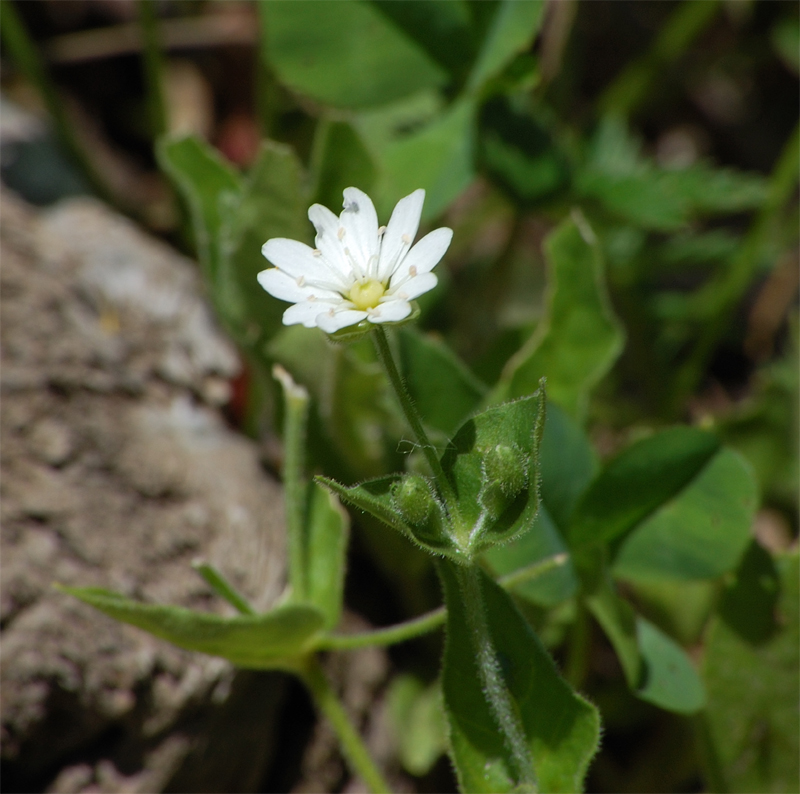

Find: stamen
<box><xmin>401</xmin><ymin>234</ymin><xmax>411</xmax><ymax>244</ymax></box>
<box><xmin>408</xmin><ymin>265</ymin><xmax>417</xmax><ymax>278</ymax></box>
<box><xmin>337</xmin><ymin>227</ymin><xmax>345</xmax><ymax>241</ymax></box>
<box><xmin>378</xmin><ymin>226</ymin><xmax>387</xmax><ymax>237</ymax></box>
<box><xmin>313</xmin><ymin>249</ymin><xmax>322</xmax><ymax>257</ymax></box>
<box><xmin>296</xmin><ymin>275</ymin><xmax>305</xmax><ymax>287</ymax></box>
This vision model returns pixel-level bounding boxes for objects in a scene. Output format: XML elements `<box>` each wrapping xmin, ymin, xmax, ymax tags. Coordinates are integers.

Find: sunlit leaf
<box><xmin>439</xmin><ymin>561</ymin><xmax>600</xmax><ymax>792</ymax></box>
<box><xmin>59</xmin><ymin>586</ymin><xmax>325</xmax><ymax>671</ymax></box>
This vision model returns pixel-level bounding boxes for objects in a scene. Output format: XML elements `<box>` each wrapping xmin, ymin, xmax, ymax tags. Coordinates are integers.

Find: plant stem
<box><xmin>456</xmin><ymin>564</ymin><xmax>538</xmax><ymax>792</ymax></box>
<box><xmin>300</xmin><ymin>657</ymin><xmax>392</xmax><ymax>794</ymax></box>
<box><xmin>274</xmin><ymin>365</ymin><xmax>310</xmax><ymax>600</ymax></box>
<box><xmin>372</xmin><ymin>326</ymin><xmax>459</xmax><ymax>515</ymax></box>
<box><xmin>565</xmin><ymin>599</ymin><xmax>591</xmax><ymax>690</ymax></box>
<box><xmin>320</xmin><ymin>553</ymin><xmax>569</xmax><ymax>650</ymax></box>
<box><xmin>136</xmin><ymin>0</ymin><xmax>168</xmax><ymax>140</ymax></box>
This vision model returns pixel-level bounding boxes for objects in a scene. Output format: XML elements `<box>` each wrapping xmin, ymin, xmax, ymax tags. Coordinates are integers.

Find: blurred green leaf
<box><xmin>305</xmin><ymin>482</ymin><xmax>349</xmax><ymax>631</ymax></box>
<box><xmin>612</xmin><ymin>447</ymin><xmax>757</xmax><ymax>582</ymax></box>
<box><xmin>569</xmin><ymin>427</ymin><xmax>720</xmax><ymax>550</ymax></box>
<box><xmin>157</xmin><ymin>135</ymin><xmax>240</xmax><ymax>285</ymax></box>
<box><xmin>388</xmin><ymin>674</ymin><xmax>447</xmax><ymax>777</ymax></box>
<box><xmin>479</xmin><ymin>97</ymin><xmax>571</xmax><ymax>204</ymax></box>
<box><xmin>467</xmin><ymin>0</ymin><xmax>546</xmax><ymax>92</ymax></box>
<box><xmin>496</xmin><ymin>214</ymin><xmax>625</xmax><ymax>418</ymax></box>
<box><xmin>635</xmin><ymin>617</ymin><xmax>706</xmax><ymax>714</ymax></box>
<box><xmin>311</xmin><ymin>121</ymin><xmax>376</xmax><ymax>211</ymax></box>
<box><xmin>372</xmin><ymin>98</ymin><xmax>477</xmax><ymax>220</ymax></box>
<box><xmin>370</xmin><ymin>0</ymin><xmax>475</xmax><ymax>80</ymax></box>
<box><xmin>268</xmin><ymin>327</ymin><xmax>400</xmax><ymax>480</ymax></box>
<box><xmin>485</xmin><ymin>504</ymin><xmax>577</xmax><ymax>607</ymax></box>
<box><xmin>703</xmin><ymin>550</ymin><xmax>799</xmax><ymax>792</ymax></box>
<box><xmin>192</xmin><ymin>561</ymin><xmax>255</xmax><ymax>616</ymax></box>
<box><xmin>260</xmin><ymin>0</ymin><xmax>447</xmax><ymax>109</ymax></box>
<box><xmin>59</xmin><ymin>586</ymin><xmax>324</xmax><ymax>671</ymax></box>
<box><xmin>439</xmin><ymin>561</ymin><xmax>600</xmax><ymax>792</ymax></box>
<box><xmin>772</xmin><ymin>15</ymin><xmax>800</xmax><ymax>74</ymax></box>
<box><xmin>397</xmin><ymin>327</ymin><xmax>486</xmax><ymax>438</ymax></box>
<box><xmin>441</xmin><ymin>389</ymin><xmax>545</xmax><ymax>556</ymax></box>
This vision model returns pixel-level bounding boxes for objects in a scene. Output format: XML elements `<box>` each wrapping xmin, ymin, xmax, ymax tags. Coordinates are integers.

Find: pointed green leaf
<box><xmin>702</xmin><ymin>549</ymin><xmax>799</xmax><ymax>792</ymax></box>
<box><xmin>611</xmin><ymin>447</ymin><xmax>757</xmax><ymax>582</ymax></box>
<box><xmin>305</xmin><ymin>481</ymin><xmax>349</xmax><ymax>631</ymax></box>
<box><xmin>192</xmin><ymin>561</ymin><xmax>255</xmax><ymax>615</ymax></box>
<box><xmin>59</xmin><ymin>586</ymin><xmax>325</xmax><ymax>670</ymax></box>
<box><xmin>398</xmin><ymin>327</ymin><xmax>485</xmax><ymax>438</ymax></box>
<box><xmin>439</xmin><ymin>562</ymin><xmax>600</xmax><ymax>793</ymax></box>
<box><xmin>467</xmin><ymin>0</ymin><xmax>546</xmax><ymax>91</ymax></box>
<box><xmin>260</xmin><ymin>0</ymin><xmax>447</xmax><ymax>109</ymax></box>
<box><xmin>496</xmin><ymin>214</ymin><xmax>624</xmax><ymax>418</ymax></box>
<box><xmin>569</xmin><ymin>427</ymin><xmax>720</xmax><ymax>551</ymax></box>
<box><xmin>441</xmin><ymin>390</ymin><xmax>545</xmax><ymax>556</ymax></box>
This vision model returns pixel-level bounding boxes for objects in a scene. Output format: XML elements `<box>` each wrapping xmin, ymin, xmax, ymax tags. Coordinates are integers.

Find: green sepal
<box><xmin>316</xmin><ymin>474</ymin><xmax>455</xmax><ymax>558</ymax></box>
<box><xmin>440</xmin><ymin>388</ymin><xmax>546</xmax><ymax>558</ymax></box>
<box><xmin>57</xmin><ymin>585</ymin><xmax>325</xmax><ymax>672</ymax></box>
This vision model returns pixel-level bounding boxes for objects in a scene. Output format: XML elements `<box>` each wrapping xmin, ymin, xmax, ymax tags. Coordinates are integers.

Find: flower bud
<box><xmin>392</xmin><ymin>474</ymin><xmax>437</xmax><ymax>526</ymax></box>
<box><xmin>483</xmin><ymin>444</ymin><xmax>527</xmax><ymax>497</ymax></box>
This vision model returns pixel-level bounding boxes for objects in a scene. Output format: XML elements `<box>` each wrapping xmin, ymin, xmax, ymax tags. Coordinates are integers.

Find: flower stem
<box><xmin>319</xmin><ymin>553</ymin><xmax>569</xmax><ymax>650</ymax></box>
<box><xmin>300</xmin><ymin>657</ymin><xmax>392</xmax><ymax>794</ymax></box>
<box><xmin>274</xmin><ymin>365</ymin><xmax>310</xmax><ymax>600</ymax></box>
<box><xmin>455</xmin><ymin>564</ymin><xmax>538</xmax><ymax>792</ymax></box>
<box><xmin>372</xmin><ymin>326</ymin><xmax>458</xmax><ymax>515</ymax></box>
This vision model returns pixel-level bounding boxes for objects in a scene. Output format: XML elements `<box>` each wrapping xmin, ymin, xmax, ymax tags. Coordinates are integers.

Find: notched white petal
<box><xmin>401</xmin><ymin>227</ymin><xmax>453</xmax><ymax>276</ymax></box>
<box><xmin>316</xmin><ymin>308</ymin><xmax>368</xmax><ymax>334</ymax></box>
<box><xmin>378</xmin><ymin>188</ymin><xmax>425</xmax><ymax>281</ymax></box>
<box><xmin>369</xmin><ymin>299</ymin><xmax>412</xmax><ymax>324</ymax></box>
<box><xmin>396</xmin><ymin>272</ymin><xmax>437</xmax><ymax>300</ymax></box>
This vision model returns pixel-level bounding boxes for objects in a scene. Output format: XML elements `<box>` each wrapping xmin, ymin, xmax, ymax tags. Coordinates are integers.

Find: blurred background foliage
<box><xmin>1</xmin><ymin>1</ymin><xmax>797</xmax><ymax>792</ymax></box>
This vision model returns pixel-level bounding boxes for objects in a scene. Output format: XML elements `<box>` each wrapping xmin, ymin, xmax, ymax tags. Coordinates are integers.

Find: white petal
<box><xmin>340</xmin><ymin>187</ymin><xmax>379</xmax><ymax>275</ymax></box>
<box><xmin>392</xmin><ymin>272</ymin><xmax>437</xmax><ymax>301</ymax></box>
<box><xmin>282</xmin><ymin>299</ymin><xmax>339</xmax><ymax>328</ymax></box>
<box><xmin>399</xmin><ymin>227</ymin><xmax>453</xmax><ymax>276</ymax></box>
<box><xmin>262</xmin><ymin>238</ymin><xmax>342</xmax><ymax>285</ymax></box>
<box><xmin>316</xmin><ymin>308</ymin><xmax>368</xmax><ymax>334</ymax></box>
<box><xmin>257</xmin><ymin>268</ymin><xmax>338</xmax><ymax>303</ymax></box>
<box><xmin>378</xmin><ymin>189</ymin><xmax>425</xmax><ymax>282</ymax></box>
<box><xmin>308</xmin><ymin>203</ymin><xmax>349</xmax><ymax>276</ymax></box>
<box><xmin>368</xmin><ymin>299</ymin><xmax>412</xmax><ymax>324</ymax></box>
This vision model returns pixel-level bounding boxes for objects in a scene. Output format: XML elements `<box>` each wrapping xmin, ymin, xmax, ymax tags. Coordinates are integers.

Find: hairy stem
<box><xmin>372</xmin><ymin>326</ymin><xmax>459</xmax><ymax>516</ymax></box>
<box><xmin>300</xmin><ymin>657</ymin><xmax>392</xmax><ymax>794</ymax></box>
<box><xmin>456</xmin><ymin>564</ymin><xmax>538</xmax><ymax>792</ymax></box>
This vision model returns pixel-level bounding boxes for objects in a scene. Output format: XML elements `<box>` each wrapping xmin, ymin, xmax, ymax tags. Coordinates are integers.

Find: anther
<box><xmin>401</xmin><ymin>234</ymin><xmax>411</xmax><ymax>244</ymax></box>
<box><xmin>313</xmin><ymin>249</ymin><xmax>322</xmax><ymax>256</ymax></box>
<box><xmin>408</xmin><ymin>266</ymin><xmax>417</xmax><ymax>277</ymax></box>
<box><xmin>296</xmin><ymin>275</ymin><xmax>305</xmax><ymax>287</ymax></box>
<box><xmin>337</xmin><ymin>227</ymin><xmax>345</xmax><ymax>241</ymax></box>
<box><xmin>378</xmin><ymin>226</ymin><xmax>387</xmax><ymax>236</ymax></box>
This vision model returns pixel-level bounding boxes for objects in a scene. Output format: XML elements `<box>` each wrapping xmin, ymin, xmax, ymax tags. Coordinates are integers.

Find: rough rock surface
<box><xmin>0</xmin><ymin>190</ymin><xmax>289</xmax><ymax>793</ymax></box>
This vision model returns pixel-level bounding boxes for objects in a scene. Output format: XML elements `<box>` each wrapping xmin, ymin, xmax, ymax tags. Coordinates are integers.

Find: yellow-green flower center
<box><xmin>348</xmin><ymin>279</ymin><xmax>386</xmax><ymax>311</ymax></box>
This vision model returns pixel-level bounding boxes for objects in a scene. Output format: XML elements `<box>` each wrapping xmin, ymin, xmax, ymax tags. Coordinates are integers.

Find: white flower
<box><xmin>258</xmin><ymin>187</ymin><xmax>452</xmax><ymax>334</ymax></box>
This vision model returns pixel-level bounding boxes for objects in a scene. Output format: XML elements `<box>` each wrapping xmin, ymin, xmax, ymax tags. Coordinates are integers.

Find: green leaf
<box><xmin>221</xmin><ymin>140</ymin><xmax>310</xmax><ymax>341</ymax></box>
<box><xmin>371</xmin><ymin>98</ymin><xmax>476</xmax><ymax>221</ymax></box>
<box><xmin>479</xmin><ymin>97</ymin><xmax>571</xmax><ymax>204</ymax></box>
<box><xmin>369</xmin><ymin>0</ymin><xmax>475</xmax><ymax>80</ymax></box>
<box><xmin>702</xmin><ymin>549</ymin><xmax>799</xmax><ymax>792</ymax></box>
<box><xmin>496</xmin><ymin>214</ymin><xmax>625</xmax><ymax>418</ymax></box>
<box><xmin>268</xmin><ymin>327</ymin><xmax>400</xmax><ymax>480</ymax></box>
<box><xmin>58</xmin><ymin>586</ymin><xmax>325</xmax><ymax>671</ymax></box>
<box><xmin>311</xmin><ymin>121</ymin><xmax>376</xmax><ymax>211</ymax></box>
<box><xmin>569</xmin><ymin>427</ymin><xmax>720</xmax><ymax>551</ymax></box>
<box><xmin>260</xmin><ymin>0</ymin><xmax>447</xmax><ymax>109</ymax></box>
<box><xmin>611</xmin><ymin>447</ymin><xmax>758</xmax><ymax>582</ymax></box>
<box><xmin>397</xmin><ymin>327</ymin><xmax>485</xmax><ymax>438</ymax></box>
<box><xmin>192</xmin><ymin>561</ymin><xmax>255</xmax><ymax>615</ymax></box>
<box><xmin>387</xmin><ymin>674</ymin><xmax>448</xmax><ymax>777</ymax></box>
<box><xmin>305</xmin><ymin>481</ymin><xmax>349</xmax><ymax>631</ymax></box>
<box><xmin>467</xmin><ymin>0</ymin><xmax>546</xmax><ymax>92</ymax></box>
<box><xmin>157</xmin><ymin>135</ymin><xmax>240</xmax><ymax>284</ymax></box>
<box><xmin>484</xmin><ymin>504</ymin><xmax>578</xmax><ymax>607</ymax></box>
<box><xmin>635</xmin><ymin>617</ymin><xmax>706</xmax><ymax>714</ymax></box>
<box><xmin>439</xmin><ymin>562</ymin><xmax>600</xmax><ymax>793</ymax></box>
<box><xmin>441</xmin><ymin>390</ymin><xmax>545</xmax><ymax>557</ymax></box>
